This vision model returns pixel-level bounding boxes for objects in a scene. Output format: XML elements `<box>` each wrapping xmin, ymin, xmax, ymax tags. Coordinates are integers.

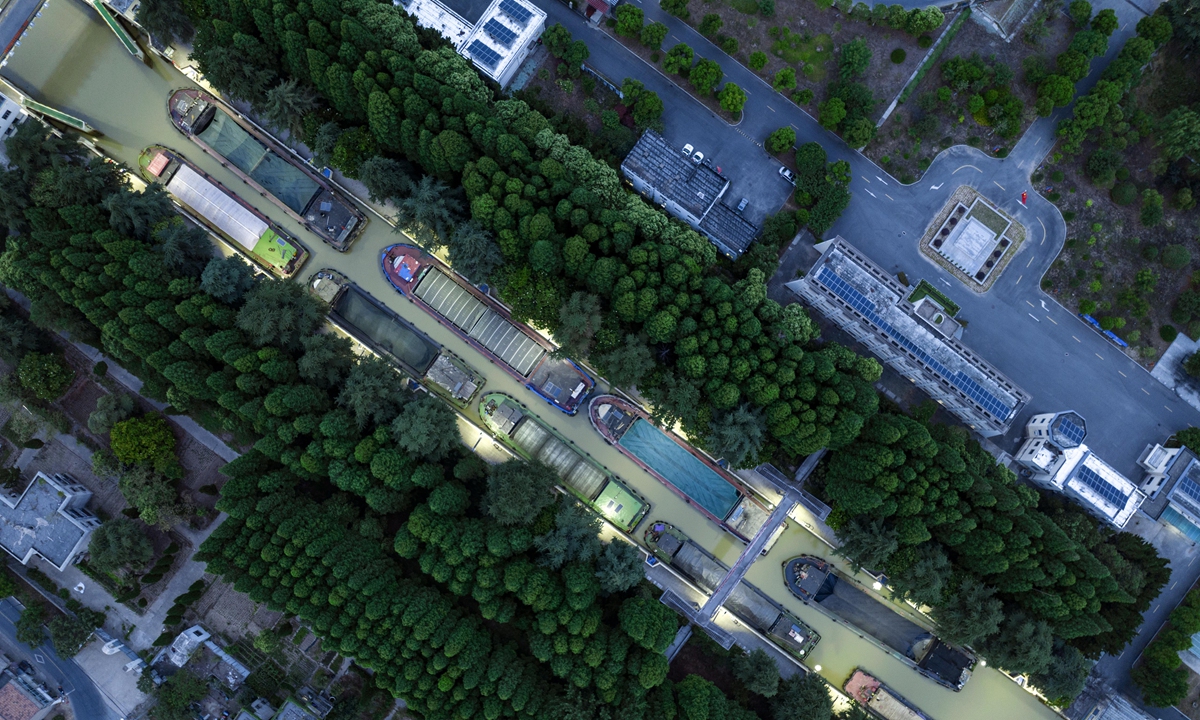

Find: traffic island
<box><xmin>919</xmin><ymin>185</ymin><xmax>1026</xmax><ymax>293</ymax></box>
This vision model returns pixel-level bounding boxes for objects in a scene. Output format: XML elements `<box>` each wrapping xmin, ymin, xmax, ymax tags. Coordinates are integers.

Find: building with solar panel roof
<box><xmin>403</xmin><ymin>0</ymin><xmax>545</xmax><ymax>86</ymax></box>
<box><xmin>1132</xmin><ymin>440</ymin><xmax>1200</xmax><ymax>542</ymax></box>
<box><xmin>1014</xmin><ymin>412</ymin><xmax>1146</xmax><ymax>528</ymax></box>
<box><xmin>787</xmin><ymin>237</ymin><xmax>1029</xmax><ymax>437</ymax></box>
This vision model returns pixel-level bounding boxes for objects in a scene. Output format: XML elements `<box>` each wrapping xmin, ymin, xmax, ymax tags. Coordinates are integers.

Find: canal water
<box><xmin>5</xmin><ymin>4</ymin><xmax>1057</xmax><ymax>719</ymax></box>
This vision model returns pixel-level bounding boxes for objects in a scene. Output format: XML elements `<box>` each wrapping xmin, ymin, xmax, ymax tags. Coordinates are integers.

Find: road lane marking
<box><xmin>1046</xmin><ymin>316</ymin><xmax>1057</xmax><ymax>325</ymax></box>
<box><xmin>864</xmin><ymin>188</ymin><xmax>877</xmax><ymax>198</ymax></box>
<box><xmin>672</xmin><ymin>35</ymin><xmax>681</xmax><ymax>41</ymax></box>
<box><xmin>1015</xmin><ymin>274</ymin><xmax>1022</xmax><ymax>284</ymax></box>
<box><xmin>1095</xmin><ymin>353</ymin><xmax>1103</xmax><ymax>360</ymax></box>
<box><xmin>861</xmin><ymin>176</ymin><xmax>871</xmax><ymax>183</ymax></box>
<box><xmin>1142</xmin><ymin>388</ymin><xmax>1150</xmax><ymax>395</ymax></box>
<box><xmin>767</xmin><ymin>105</ymin><xmax>775</xmax><ymax>111</ymax></box>
<box><xmin>876</xmin><ymin>176</ymin><xmax>889</xmax><ymax>185</ymax></box>
<box><xmin>1072</xmin><ymin>335</ymin><xmax>1081</xmax><ymax>343</ymax></box>
<box><xmin>930</xmin><ymin>182</ymin><xmax>943</xmax><ymax>190</ymax></box>
<box><xmin>1026</xmin><ymin>301</ymin><xmax>1035</xmax><ymax>307</ymax></box>
<box><xmin>993</xmin><ymin>180</ymin><xmax>1006</xmax><ymax>190</ymax></box>
<box><xmin>1118</xmin><ymin>370</ymin><xmax>1126</xmax><ymax>377</ymax></box>
<box><xmin>1026</xmin><ymin>256</ymin><xmax>1035</xmax><ymax>268</ymax></box>
<box><xmin>939</xmin><ymin>279</ymin><xmax>951</xmax><ymax>287</ymax></box>
<box><xmin>1038</xmin><ymin>217</ymin><xmax>1046</xmax><ymax>245</ymax></box>
<box><xmin>1172</xmin><ymin>581</ymin><xmax>1179</xmax><ymax>590</ymax></box>
<box><xmin>1167</xmin><ymin>405</ymin><xmax>1174</xmax><ymax>413</ymax></box>
<box><xmin>953</xmin><ymin>164</ymin><xmax>981</xmax><ymax>174</ymax></box>
<box><xmin>884</xmin><ymin>193</ymin><xmax>894</xmax><ymax>200</ymax></box>
<box><xmin>1034</xmin><ymin>137</ymin><xmax>1042</xmax><ymax>146</ymax></box>
<box><xmin>1028</xmin><ymin>313</ymin><xmax>1040</xmax><ymax>322</ymax></box>
<box><xmin>1040</xmin><ymin>300</ymin><xmax>1048</xmax><ymax>310</ymax></box>
<box><xmin>743</xmin><ymin>88</ymin><xmax>751</xmax><ymax>95</ymax></box>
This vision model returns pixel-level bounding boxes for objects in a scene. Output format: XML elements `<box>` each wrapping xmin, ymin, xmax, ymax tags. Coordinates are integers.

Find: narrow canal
<box><xmin>5</xmin><ymin>4</ymin><xmax>1057</xmax><ymax>718</ymax></box>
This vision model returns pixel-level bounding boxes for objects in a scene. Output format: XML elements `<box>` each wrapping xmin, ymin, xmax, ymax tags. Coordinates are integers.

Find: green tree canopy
<box><xmin>17</xmin><ymin>352</ymin><xmax>74</xmax><ymax>400</ymax></box>
<box><xmin>485</xmin><ymin>459</ymin><xmax>558</xmax><ymax>525</ymax></box>
<box><xmin>89</xmin><ymin>518</ymin><xmax>154</xmax><ymax>574</ymax></box>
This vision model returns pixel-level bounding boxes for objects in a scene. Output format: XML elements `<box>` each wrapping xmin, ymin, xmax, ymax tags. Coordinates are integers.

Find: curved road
<box><xmin>0</xmin><ymin>598</ymin><xmax>119</xmax><ymax>720</ymax></box>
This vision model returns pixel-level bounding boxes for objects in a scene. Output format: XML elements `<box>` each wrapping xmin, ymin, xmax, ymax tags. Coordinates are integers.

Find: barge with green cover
<box><xmin>138</xmin><ymin>145</ymin><xmax>308</xmax><ymax>278</ymax></box>
<box><xmin>478</xmin><ymin>392</ymin><xmax>649</xmax><ymax>531</ymax></box>
<box><xmin>169</xmin><ymin>88</ymin><xmax>366</xmax><ymax>251</ymax></box>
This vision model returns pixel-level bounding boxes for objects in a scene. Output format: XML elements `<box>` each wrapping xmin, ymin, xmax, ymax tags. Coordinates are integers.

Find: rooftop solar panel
<box><xmin>815</xmin><ymin>266</ymin><xmax>1015</xmax><ymax>420</ymax></box>
<box><xmin>484</xmin><ymin>18</ymin><xmax>518</xmax><ymax>48</ymax></box>
<box><xmin>500</xmin><ymin>0</ymin><xmax>533</xmax><ymax>24</ymax></box>
<box><xmin>1057</xmin><ymin>417</ymin><xmax>1086</xmax><ymax>445</ymax></box>
<box><xmin>468</xmin><ymin>40</ymin><xmax>502</xmax><ymax>69</ymax></box>
<box><xmin>1075</xmin><ymin>464</ymin><xmax>1130</xmax><ymax>509</ymax></box>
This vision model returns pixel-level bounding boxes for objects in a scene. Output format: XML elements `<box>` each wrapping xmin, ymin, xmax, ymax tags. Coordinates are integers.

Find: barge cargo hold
<box><xmin>845</xmin><ymin>669</ymin><xmax>932</xmax><ymax>720</ymax></box>
<box><xmin>309</xmin><ymin>270</ymin><xmax>481</xmax><ymax>407</ymax></box>
<box><xmin>589</xmin><ymin>395</ymin><xmax>773</xmax><ymax>541</ymax></box>
<box><xmin>643</xmin><ymin>521</ymin><xmax>820</xmax><ymax>660</ymax></box>
<box><xmin>479</xmin><ymin>392</ymin><xmax>648</xmax><ymax>531</ymax></box>
<box><xmin>382</xmin><ymin>244</ymin><xmax>594</xmax><ymax>415</ymax></box>
<box><xmin>139</xmin><ymin>145</ymin><xmax>308</xmax><ymax>278</ymax></box>
<box><xmin>169</xmin><ymin>88</ymin><xmax>366</xmax><ymax>251</ymax></box>
<box><xmin>785</xmin><ymin>556</ymin><xmax>975</xmax><ymax>691</ymax></box>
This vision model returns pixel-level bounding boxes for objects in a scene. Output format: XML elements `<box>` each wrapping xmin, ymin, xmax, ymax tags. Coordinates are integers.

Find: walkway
<box><xmin>700</xmin><ymin>493</ymin><xmax>797</xmax><ymax>619</ymax></box>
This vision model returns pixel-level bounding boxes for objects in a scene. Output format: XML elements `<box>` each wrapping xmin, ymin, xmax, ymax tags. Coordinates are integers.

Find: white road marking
<box><xmin>1046</xmin><ymin>316</ymin><xmax>1057</xmax><ymax>325</ymax></box>
<box><xmin>876</xmin><ymin>176</ymin><xmax>889</xmax><ymax>185</ymax></box>
<box><xmin>861</xmin><ymin>175</ymin><xmax>871</xmax><ymax>183</ymax></box>
<box><xmin>884</xmin><ymin>193</ymin><xmax>894</xmax><ymax>201</ymax></box>
<box><xmin>767</xmin><ymin>105</ymin><xmax>775</xmax><ymax>111</ymax></box>
<box><xmin>939</xmin><ymin>279</ymin><xmax>952</xmax><ymax>287</ymax></box>
<box><xmin>1072</xmin><ymin>336</ymin><xmax>1081</xmax><ymax>343</ymax></box>
<box><xmin>864</xmin><ymin>188</ymin><xmax>877</xmax><ymax>198</ymax></box>
<box><xmin>1026</xmin><ymin>255</ymin><xmax>1035</xmax><ymax>268</ymax></box>
<box><xmin>1040</xmin><ymin>300</ymin><xmax>1047</xmax><ymax>311</ymax></box>
<box><xmin>1015</xmin><ymin>274</ymin><xmax>1022</xmax><ymax>285</ymax></box>
<box><xmin>1142</xmin><ymin>388</ymin><xmax>1150</xmax><ymax>395</ymax></box>
<box><xmin>1039</xmin><ymin>217</ymin><xmax>1046</xmax><ymax>245</ymax></box>
<box><xmin>993</xmin><ymin>180</ymin><xmax>1006</xmax><ymax>190</ymax></box>
<box><xmin>1166</xmin><ymin>405</ymin><xmax>1174</xmax><ymax>413</ymax></box>
<box><xmin>929</xmin><ymin>182</ymin><xmax>943</xmax><ymax>190</ymax></box>
<box><xmin>1118</xmin><ymin>370</ymin><xmax>1127</xmax><ymax>377</ymax></box>
<box><xmin>1026</xmin><ymin>301</ymin><xmax>1035</xmax><ymax>308</ymax></box>
<box><xmin>1095</xmin><ymin>353</ymin><xmax>1104</xmax><ymax>360</ymax></box>
<box><xmin>1028</xmin><ymin>313</ymin><xmax>1040</xmax><ymax>322</ymax></box>
<box><xmin>1034</xmin><ymin>137</ymin><xmax>1041</xmax><ymax>146</ymax></box>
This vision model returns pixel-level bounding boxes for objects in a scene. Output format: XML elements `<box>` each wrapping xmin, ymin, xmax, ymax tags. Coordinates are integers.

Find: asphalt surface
<box><xmin>531</xmin><ymin>0</ymin><xmax>1191</xmax><ymax>479</ymax></box>
<box><xmin>0</xmin><ymin>598</ymin><xmax>120</xmax><ymax>720</ymax></box>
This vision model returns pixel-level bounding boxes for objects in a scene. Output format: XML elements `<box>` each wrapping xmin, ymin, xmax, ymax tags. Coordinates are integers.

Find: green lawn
<box><xmin>727</xmin><ymin>0</ymin><xmax>759</xmax><ymax>14</ymax></box>
<box><xmin>967</xmin><ymin>202</ymin><xmax>1010</xmax><ymax>236</ymax></box>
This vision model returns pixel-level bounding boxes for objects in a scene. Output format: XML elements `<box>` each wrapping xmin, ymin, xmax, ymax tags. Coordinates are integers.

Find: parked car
<box><xmin>682</xmin><ymin>143</ymin><xmax>694</xmax><ymax>156</ymax></box>
<box><xmin>779</xmin><ymin>166</ymin><xmax>796</xmax><ymax>184</ymax></box>
<box><xmin>692</xmin><ymin>151</ymin><xmax>704</xmax><ymax>164</ymax></box>
<box><xmin>736</xmin><ymin>197</ymin><xmax>749</xmax><ymax>213</ymax></box>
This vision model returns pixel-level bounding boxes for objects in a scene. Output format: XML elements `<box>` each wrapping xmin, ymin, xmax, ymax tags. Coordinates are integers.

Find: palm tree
<box><xmin>394</xmin><ymin>176</ymin><xmax>462</xmax><ymax>250</ymax></box>
<box><xmin>260</xmin><ymin>79</ymin><xmax>318</xmax><ymax>139</ymax></box>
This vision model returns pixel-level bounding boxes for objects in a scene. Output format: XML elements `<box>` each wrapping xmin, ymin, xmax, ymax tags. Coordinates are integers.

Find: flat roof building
<box><xmin>401</xmin><ymin>0</ymin><xmax>545</xmax><ymax>87</ymax></box>
<box><xmin>1136</xmin><ymin>440</ymin><xmax>1200</xmax><ymax>542</ymax></box>
<box><xmin>787</xmin><ymin>237</ymin><xmax>1029</xmax><ymax>437</ymax></box>
<box><xmin>1015</xmin><ymin>412</ymin><xmax>1145</xmax><ymax>528</ymax></box>
<box><xmin>0</xmin><ymin>472</ymin><xmax>100</xmax><ymax>572</ymax></box>
<box><xmin>621</xmin><ymin>130</ymin><xmax>759</xmax><ymax>259</ymax></box>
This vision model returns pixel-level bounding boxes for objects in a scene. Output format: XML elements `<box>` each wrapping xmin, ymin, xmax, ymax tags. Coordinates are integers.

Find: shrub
<box><xmin>1161</xmin><ymin>325</ymin><xmax>1179</xmax><ymax>342</ymax></box>
<box><xmin>111</xmin><ymin>414</ymin><xmax>177</xmax><ymax>471</ymax></box>
<box><xmin>699</xmin><ymin>13</ymin><xmax>723</xmax><ymax>37</ymax></box>
<box><xmin>1079</xmin><ymin>299</ymin><xmax>1097</xmax><ymax>315</ymax></box>
<box><xmin>749</xmin><ymin>51</ymin><xmax>768</xmax><ymax>70</ymax></box>
<box><xmin>891</xmin><ymin>48</ymin><xmax>906</xmax><ymax>63</ymax></box>
<box><xmin>1050</xmin><ymin>170</ymin><xmax>1065</xmax><ymax>182</ymax></box>
<box><xmin>720</xmin><ymin>35</ymin><xmax>739</xmax><ymax>54</ymax></box>
<box><xmin>17</xmin><ymin>352</ymin><xmax>75</xmax><ymax>401</ymax></box>
<box><xmin>1111</xmin><ymin>182</ymin><xmax>1138</xmax><ymax>206</ymax></box>
<box><xmin>774</xmin><ymin>67</ymin><xmax>797</xmax><ymax>91</ymax></box>
<box><xmin>92</xmin><ymin>361</ymin><xmax>108</xmax><ymax>377</ymax></box>
<box><xmin>759</xmin><ymin>0</ymin><xmax>775</xmax><ymax>14</ymax></box>
<box><xmin>918</xmin><ymin>34</ymin><xmax>933</xmax><ymax>48</ymax></box>
<box><xmin>1162</xmin><ymin>244</ymin><xmax>1191</xmax><ymax>270</ymax></box>
<box><xmin>1142</xmin><ymin>189</ymin><xmax>1164</xmax><ymax>227</ymax></box>
<box><xmin>792</xmin><ymin>88</ymin><xmax>814</xmax><ymax>104</ymax></box>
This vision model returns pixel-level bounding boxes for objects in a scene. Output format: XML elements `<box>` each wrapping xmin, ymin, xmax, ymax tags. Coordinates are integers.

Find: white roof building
<box><xmin>400</xmin><ymin>0</ymin><xmax>545</xmax><ymax>87</ymax></box>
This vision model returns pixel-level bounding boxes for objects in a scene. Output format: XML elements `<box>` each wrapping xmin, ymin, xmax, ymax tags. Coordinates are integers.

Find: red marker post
<box><xmin>1021</xmin><ymin>191</ymin><xmax>1028</xmax><ymax>206</ymax></box>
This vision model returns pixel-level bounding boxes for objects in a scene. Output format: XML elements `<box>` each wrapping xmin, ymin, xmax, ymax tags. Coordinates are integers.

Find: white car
<box><xmin>692</xmin><ymin>151</ymin><xmax>704</xmax><ymax>164</ymax></box>
<box><xmin>779</xmin><ymin>166</ymin><xmax>797</xmax><ymax>184</ymax></box>
<box><xmin>682</xmin><ymin>143</ymin><xmax>694</xmax><ymax>156</ymax></box>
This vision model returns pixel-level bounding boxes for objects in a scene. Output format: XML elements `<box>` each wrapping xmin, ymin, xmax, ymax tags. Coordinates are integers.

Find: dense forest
<box><xmin>4</xmin><ymin>0</ymin><xmax>1174</xmax><ymax>710</ymax></box>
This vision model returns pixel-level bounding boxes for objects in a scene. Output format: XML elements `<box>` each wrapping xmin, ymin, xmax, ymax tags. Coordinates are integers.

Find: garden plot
<box><xmin>920</xmin><ymin>186</ymin><xmax>1025</xmax><ymax>292</ymax></box>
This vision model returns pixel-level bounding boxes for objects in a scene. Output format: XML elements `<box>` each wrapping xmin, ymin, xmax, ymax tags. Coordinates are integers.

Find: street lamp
<box><xmin>814</xmin><ymin>665</ymin><xmax>822</xmax><ymax>672</ymax></box>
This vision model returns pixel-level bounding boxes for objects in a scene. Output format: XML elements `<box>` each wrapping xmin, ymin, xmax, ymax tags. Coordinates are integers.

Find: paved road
<box><xmin>0</xmin><ymin>598</ymin><xmax>120</xmax><ymax>720</ymax></box>
<box><xmin>534</xmin><ymin>0</ymin><xmax>1190</xmax><ymax>478</ymax></box>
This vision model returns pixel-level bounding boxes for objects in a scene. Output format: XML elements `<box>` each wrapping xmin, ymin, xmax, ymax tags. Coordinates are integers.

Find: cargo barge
<box><xmin>588</xmin><ymin>395</ymin><xmax>774</xmax><ymax>541</ymax></box>
<box><xmin>785</xmin><ymin>556</ymin><xmax>975</xmax><ymax>691</ymax></box>
<box><xmin>643</xmin><ymin>521</ymin><xmax>820</xmax><ymax>660</ymax></box>
<box><xmin>309</xmin><ymin>269</ymin><xmax>481</xmax><ymax>408</ymax></box>
<box><xmin>844</xmin><ymin>669</ymin><xmax>932</xmax><ymax>720</ymax></box>
<box><xmin>138</xmin><ymin>145</ymin><xmax>308</xmax><ymax>278</ymax></box>
<box><xmin>168</xmin><ymin>88</ymin><xmax>366</xmax><ymax>251</ymax></box>
<box><xmin>381</xmin><ymin>243</ymin><xmax>594</xmax><ymax>415</ymax></box>
<box><xmin>478</xmin><ymin>392</ymin><xmax>648</xmax><ymax>531</ymax></box>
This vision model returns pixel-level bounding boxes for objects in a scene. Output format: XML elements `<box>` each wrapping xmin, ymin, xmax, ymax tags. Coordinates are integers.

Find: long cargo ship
<box><xmin>588</xmin><ymin>395</ymin><xmax>774</xmax><ymax>541</ymax></box>
<box><xmin>138</xmin><ymin>145</ymin><xmax>308</xmax><ymax>278</ymax></box>
<box><xmin>309</xmin><ymin>270</ymin><xmax>482</xmax><ymax>408</ymax></box>
<box><xmin>478</xmin><ymin>392</ymin><xmax>649</xmax><ymax>531</ymax></box>
<box><xmin>844</xmin><ymin>669</ymin><xmax>932</xmax><ymax>720</ymax></box>
<box><xmin>168</xmin><ymin>89</ymin><xmax>366</xmax><ymax>251</ymax></box>
<box><xmin>785</xmin><ymin>556</ymin><xmax>975</xmax><ymax>691</ymax></box>
<box><xmin>381</xmin><ymin>244</ymin><xmax>594</xmax><ymax>415</ymax></box>
<box><xmin>643</xmin><ymin>521</ymin><xmax>820</xmax><ymax>660</ymax></box>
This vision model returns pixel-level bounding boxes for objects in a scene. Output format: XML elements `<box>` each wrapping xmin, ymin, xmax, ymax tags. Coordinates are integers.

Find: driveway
<box><xmin>0</xmin><ymin>598</ymin><xmax>120</xmax><ymax>720</ymax></box>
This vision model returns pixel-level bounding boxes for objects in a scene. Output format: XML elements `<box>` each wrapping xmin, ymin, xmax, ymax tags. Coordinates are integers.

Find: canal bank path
<box><xmin>2</xmin><ymin>2</ymin><xmax>1055</xmax><ymax>718</ymax></box>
